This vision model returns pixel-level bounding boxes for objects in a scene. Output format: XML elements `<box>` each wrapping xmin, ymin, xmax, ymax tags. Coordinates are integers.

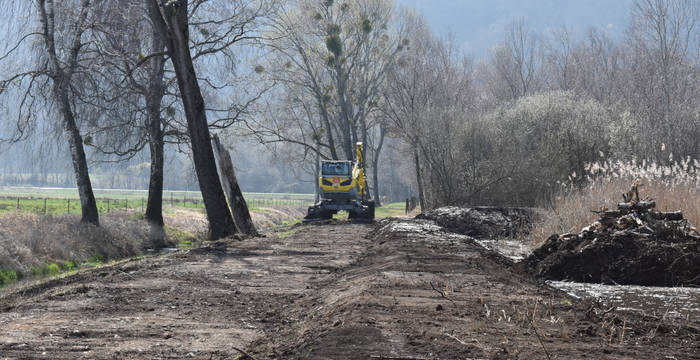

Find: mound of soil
<box><xmin>417</xmin><ymin>206</ymin><xmax>540</xmax><ymax>238</ymax></box>
<box><xmin>523</xmin><ymin>231</ymin><xmax>700</xmax><ymax>286</ymax></box>
<box><xmin>523</xmin><ymin>199</ymin><xmax>700</xmax><ymax>286</ymax></box>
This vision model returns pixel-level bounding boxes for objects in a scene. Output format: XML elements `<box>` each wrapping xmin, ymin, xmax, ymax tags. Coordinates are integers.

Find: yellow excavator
<box><xmin>303</xmin><ymin>142</ymin><xmax>375</xmax><ymax>222</ymax></box>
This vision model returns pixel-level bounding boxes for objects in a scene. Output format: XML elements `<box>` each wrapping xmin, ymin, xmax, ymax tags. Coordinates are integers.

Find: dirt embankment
<box><xmin>417</xmin><ymin>206</ymin><xmax>541</xmax><ymax>238</ymax></box>
<box><xmin>0</xmin><ymin>216</ymin><xmax>697</xmax><ymax>359</ymax></box>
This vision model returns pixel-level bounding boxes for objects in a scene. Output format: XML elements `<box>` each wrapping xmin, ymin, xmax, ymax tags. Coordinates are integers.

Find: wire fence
<box><xmin>0</xmin><ymin>193</ymin><xmax>313</xmax><ymax>216</ymax></box>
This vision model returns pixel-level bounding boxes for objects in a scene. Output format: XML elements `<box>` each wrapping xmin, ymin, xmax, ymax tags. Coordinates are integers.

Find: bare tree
<box><xmin>543</xmin><ymin>26</ymin><xmax>575</xmax><ymax>91</ymax></box>
<box><xmin>84</xmin><ymin>0</ymin><xmax>171</xmax><ymax>232</ymax></box>
<box><xmin>243</xmin><ymin>0</ymin><xmax>404</xmax><ymax>206</ymax></box>
<box><xmin>84</xmin><ymin>0</ymin><xmax>270</xmax><ymax>240</ymax></box>
<box><xmin>382</xmin><ymin>11</ymin><xmax>435</xmax><ymax>210</ymax></box>
<box><xmin>627</xmin><ymin>0</ymin><xmax>700</xmax><ymax>158</ymax></box>
<box><xmin>490</xmin><ymin>18</ymin><xmax>540</xmax><ymax>100</ymax></box>
<box><xmin>0</xmin><ymin>0</ymin><xmax>102</xmax><ymax>224</ymax></box>
<box><xmin>148</xmin><ymin>0</ymin><xmax>236</xmax><ymax>239</ymax></box>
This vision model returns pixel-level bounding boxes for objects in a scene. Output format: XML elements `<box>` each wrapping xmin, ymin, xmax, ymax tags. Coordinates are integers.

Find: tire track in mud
<box><xmin>0</xmin><ymin>222</ymin><xmax>371</xmax><ymax>359</ymax></box>
<box><xmin>251</xmin><ymin>219</ymin><xmax>699</xmax><ymax>359</ymax></box>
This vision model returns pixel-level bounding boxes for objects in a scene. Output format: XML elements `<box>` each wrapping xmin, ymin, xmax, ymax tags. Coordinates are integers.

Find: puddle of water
<box><xmin>145</xmin><ymin>247</ymin><xmax>178</xmax><ymax>253</ymax></box>
<box><xmin>474</xmin><ymin>235</ymin><xmax>699</xmax><ymax>320</ymax></box>
<box><xmin>386</xmin><ymin>219</ymin><xmax>700</xmax><ymax>321</ymax></box>
<box><xmin>548</xmin><ymin>280</ymin><xmax>700</xmax><ymax>319</ymax></box>
<box><xmin>383</xmin><ymin>221</ymin><xmax>442</xmax><ymax>234</ymax></box>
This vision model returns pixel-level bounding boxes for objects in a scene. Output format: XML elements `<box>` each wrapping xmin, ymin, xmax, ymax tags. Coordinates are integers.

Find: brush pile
<box><xmin>523</xmin><ymin>181</ymin><xmax>700</xmax><ymax>286</ymax></box>
<box><xmin>416</xmin><ymin>206</ymin><xmax>540</xmax><ymax>239</ymax></box>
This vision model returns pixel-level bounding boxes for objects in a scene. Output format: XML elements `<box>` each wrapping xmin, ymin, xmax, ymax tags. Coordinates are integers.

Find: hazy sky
<box><xmin>396</xmin><ymin>0</ymin><xmax>634</xmax><ymax>60</ymax></box>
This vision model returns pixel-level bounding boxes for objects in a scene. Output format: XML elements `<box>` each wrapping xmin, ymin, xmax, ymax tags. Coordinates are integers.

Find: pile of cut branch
<box><xmin>523</xmin><ymin>181</ymin><xmax>700</xmax><ymax>286</ymax></box>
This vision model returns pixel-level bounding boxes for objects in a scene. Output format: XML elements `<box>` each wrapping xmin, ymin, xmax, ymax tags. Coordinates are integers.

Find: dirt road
<box><xmin>1</xmin><ymin>218</ymin><xmax>697</xmax><ymax>359</ymax></box>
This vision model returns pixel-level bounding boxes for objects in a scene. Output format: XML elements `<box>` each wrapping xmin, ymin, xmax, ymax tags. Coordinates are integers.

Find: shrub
<box><xmin>0</xmin><ymin>268</ymin><xmax>18</xmax><ymax>287</ymax></box>
<box><xmin>484</xmin><ymin>91</ymin><xmax>612</xmax><ymax>206</ymax></box>
<box><xmin>87</xmin><ymin>254</ymin><xmax>106</xmax><ymax>265</ymax></box>
<box><xmin>46</xmin><ymin>262</ymin><xmax>61</xmax><ymax>276</ymax></box>
<box><xmin>61</xmin><ymin>260</ymin><xmax>77</xmax><ymax>271</ymax></box>
<box><xmin>0</xmin><ymin>212</ymin><xmax>152</xmax><ymax>279</ymax></box>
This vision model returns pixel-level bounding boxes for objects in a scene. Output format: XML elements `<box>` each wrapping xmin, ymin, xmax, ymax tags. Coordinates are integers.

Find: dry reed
<box><xmin>530</xmin><ymin>156</ymin><xmax>700</xmax><ymax>246</ymax></box>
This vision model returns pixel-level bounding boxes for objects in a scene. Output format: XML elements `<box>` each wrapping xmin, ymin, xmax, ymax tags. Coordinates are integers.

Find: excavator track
<box><xmin>303</xmin><ymin>200</ymin><xmax>374</xmax><ymax>223</ymax></box>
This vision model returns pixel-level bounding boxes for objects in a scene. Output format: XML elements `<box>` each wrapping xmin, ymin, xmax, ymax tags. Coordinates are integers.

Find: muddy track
<box><xmin>1</xmin><ymin>219</ymin><xmax>697</xmax><ymax>359</ymax></box>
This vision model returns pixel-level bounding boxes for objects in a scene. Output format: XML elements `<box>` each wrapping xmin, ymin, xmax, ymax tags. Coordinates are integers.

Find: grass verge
<box><xmin>375</xmin><ymin>202</ymin><xmax>410</xmax><ymax>218</ymax></box>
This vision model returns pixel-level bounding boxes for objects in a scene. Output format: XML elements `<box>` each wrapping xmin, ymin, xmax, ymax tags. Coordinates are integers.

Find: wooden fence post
<box><xmin>67</xmin><ymin>199</ymin><xmax>70</xmax><ymax>214</ymax></box>
<box><xmin>44</xmin><ymin>198</ymin><xmax>47</xmax><ymax>214</ymax></box>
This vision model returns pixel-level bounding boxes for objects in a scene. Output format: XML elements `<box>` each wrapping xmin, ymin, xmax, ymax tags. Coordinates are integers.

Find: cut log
<box><xmin>617</xmin><ymin>200</ymin><xmax>656</xmax><ymax>212</ymax></box>
<box><xmin>212</xmin><ymin>134</ymin><xmax>259</xmax><ymax>237</ymax></box>
<box><xmin>598</xmin><ymin>210</ymin><xmax>622</xmax><ymax>227</ymax></box>
<box><xmin>649</xmin><ymin>211</ymin><xmax>684</xmax><ymax>221</ymax></box>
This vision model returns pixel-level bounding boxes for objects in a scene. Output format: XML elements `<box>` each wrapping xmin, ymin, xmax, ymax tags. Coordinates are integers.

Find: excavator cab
<box><xmin>322</xmin><ymin>162</ymin><xmax>351</xmax><ymax>176</ymax></box>
<box><xmin>304</xmin><ymin>143</ymin><xmax>375</xmax><ymax>222</ymax></box>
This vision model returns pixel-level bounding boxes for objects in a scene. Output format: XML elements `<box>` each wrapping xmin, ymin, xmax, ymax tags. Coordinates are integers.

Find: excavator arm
<box><xmin>353</xmin><ymin>142</ymin><xmax>367</xmax><ymax>200</ymax></box>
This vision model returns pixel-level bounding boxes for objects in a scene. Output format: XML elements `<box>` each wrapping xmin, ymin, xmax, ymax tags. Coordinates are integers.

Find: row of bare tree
<box><xmin>0</xmin><ymin>0</ymin><xmax>273</xmax><ymax>241</ymax></box>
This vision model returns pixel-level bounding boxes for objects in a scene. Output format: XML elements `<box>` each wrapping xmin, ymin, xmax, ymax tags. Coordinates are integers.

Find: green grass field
<box><xmin>0</xmin><ymin>186</ymin><xmax>315</xmax><ymax>216</ymax></box>
<box><xmin>374</xmin><ymin>201</ymin><xmax>409</xmax><ymax>218</ymax></box>
<box><xmin>330</xmin><ymin>201</ymin><xmax>409</xmax><ymax>220</ymax></box>
<box><xmin>0</xmin><ymin>186</ymin><xmax>410</xmax><ymax>219</ymax></box>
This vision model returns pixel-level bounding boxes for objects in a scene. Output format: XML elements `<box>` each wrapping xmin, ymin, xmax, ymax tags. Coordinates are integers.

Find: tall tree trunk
<box><xmin>145</xmin><ymin>117</ymin><xmax>165</xmax><ymax>226</ymax></box>
<box><xmin>413</xmin><ymin>146</ymin><xmax>425</xmax><ymax>213</ymax></box>
<box><xmin>145</xmin><ymin>121</ymin><xmax>166</xmax><ymax>247</ymax></box>
<box><xmin>372</xmin><ymin>124</ymin><xmax>385</xmax><ymax>206</ymax></box>
<box><xmin>318</xmin><ymin>106</ymin><xmax>338</xmax><ymax>160</ymax></box>
<box><xmin>212</xmin><ymin>134</ymin><xmax>259</xmax><ymax>237</ymax></box>
<box><xmin>145</xmin><ymin>17</ymin><xmax>167</xmax><ymax>240</ymax></box>
<box><xmin>149</xmin><ymin>0</ymin><xmax>236</xmax><ymax>240</ymax></box>
<box><xmin>314</xmin><ymin>144</ymin><xmax>321</xmax><ymax>203</ymax></box>
<box><xmin>58</xmin><ymin>84</ymin><xmax>100</xmax><ymax>225</ymax></box>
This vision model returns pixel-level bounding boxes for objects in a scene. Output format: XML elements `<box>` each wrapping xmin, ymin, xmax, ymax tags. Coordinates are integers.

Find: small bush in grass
<box><xmin>30</xmin><ymin>265</ymin><xmax>44</xmax><ymax>277</ymax></box>
<box><xmin>87</xmin><ymin>254</ymin><xmax>106</xmax><ymax>265</ymax></box>
<box><xmin>130</xmin><ymin>213</ymin><xmax>146</xmax><ymax>220</ymax></box>
<box><xmin>164</xmin><ymin>225</ymin><xmax>196</xmax><ymax>245</ymax></box>
<box><xmin>46</xmin><ymin>262</ymin><xmax>61</xmax><ymax>276</ymax></box>
<box><xmin>29</xmin><ymin>262</ymin><xmax>62</xmax><ymax>277</ymax></box>
<box><xmin>61</xmin><ymin>260</ymin><xmax>77</xmax><ymax>271</ymax></box>
<box><xmin>530</xmin><ymin>156</ymin><xmax>700</xmax><ymax>246</ymax></box>
<box><xmin>0</xmin><ymin>268</ymin><xmax>18</xmax><ymax>287</ymax></box>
